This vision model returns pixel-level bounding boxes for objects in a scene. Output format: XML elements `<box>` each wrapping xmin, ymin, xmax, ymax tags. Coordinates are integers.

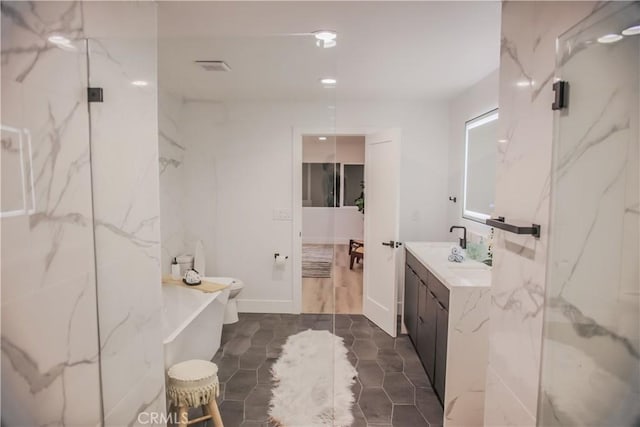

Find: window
<box><xmin>343</xmin><ymin>164</ymin><xmax>364</xmax><ymax>207</ymax></box>
<box><xmin>302</xmin><ymin>163</ymin><xmax>341</xmax><ymax>207</ymax></box>
<box><xmin>302</xmin><ymin>162</ymin><xmax>364</xmax><ymax>208</ymax></box>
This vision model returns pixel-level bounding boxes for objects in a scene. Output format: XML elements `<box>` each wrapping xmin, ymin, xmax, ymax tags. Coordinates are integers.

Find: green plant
<box><xmin>354</xmin><ymin>181</ymin><xmax>365</xmax><ymax>214</ymax></box>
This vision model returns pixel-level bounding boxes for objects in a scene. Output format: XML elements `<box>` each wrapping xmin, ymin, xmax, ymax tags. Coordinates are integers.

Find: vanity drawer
<box><xmin>427</xmin><ymin>271</ymin><xmax>449</xmax><ymax>311</ymax></box>
<box><xmin>406</xmin><ymin>251</ymin><xmax>429</xmax><ymax>282</ymax></box>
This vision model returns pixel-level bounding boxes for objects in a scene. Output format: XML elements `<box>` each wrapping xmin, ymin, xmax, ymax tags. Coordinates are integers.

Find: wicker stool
<box><xmin>166</xmin><ymin>360</ymin><xmax>223</xmax><ymax>427</ymax></box>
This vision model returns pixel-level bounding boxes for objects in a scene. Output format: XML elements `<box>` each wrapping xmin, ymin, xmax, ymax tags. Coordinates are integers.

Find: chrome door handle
<box><xmin>382</xmin><ymin>240</ymin><xmax>403</xmax><ymax>248</ymax></box>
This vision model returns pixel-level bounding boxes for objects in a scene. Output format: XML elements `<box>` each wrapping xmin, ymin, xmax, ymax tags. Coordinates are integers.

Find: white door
<box><xmin>363</xmin><ymin>129</ymin><xmax>401</xmax><ymax>337</ymax></box>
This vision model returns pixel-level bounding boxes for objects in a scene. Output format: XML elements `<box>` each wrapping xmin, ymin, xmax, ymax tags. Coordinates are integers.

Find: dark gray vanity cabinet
<box><xmin>404</xmin><ymin>250</ymin><xmax>450</xmax><ymax>405</ymax></box>
<box><xmin>404</xmin><ymin>263</ymin><xmax>419</xmax><ymax>343</ymax></box>
<box><xmin>417</xmin><ymin>282</ymin><xmax>437</xmax><ymax>381</ymax></box>
<box><xmin>434</xmin><ymin>296</ymin><xmax>449</xmax><ymax>400</ymax></box>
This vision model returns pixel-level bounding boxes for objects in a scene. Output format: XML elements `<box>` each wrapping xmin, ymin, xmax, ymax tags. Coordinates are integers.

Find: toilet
<box><xmin>194</xmin><ymin>241</ymin><xmax>244</xmax><ymax>324</ymax></box>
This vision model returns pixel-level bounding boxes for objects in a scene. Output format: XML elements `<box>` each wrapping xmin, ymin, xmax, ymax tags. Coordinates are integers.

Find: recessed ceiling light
<box><xmin>131</xmin><ymin>80</ymin><xmax>149</xmax><ymax>87</ymax></box>
<box><xmin>318</xmin><ymin>136</ymin><xmax>327</xmax><ymax>141</ymax></box>
<box><xmin>313</xmin><ymin>30</ymin><xmax>337</xmax><ymax>41</ymax></box>
<box><xmin>622</xmin><ymin>25</ymin><xmax>640</xmax><ymax>36</ymax></box>
<box><xmin>516</xmin><ymin>80</ymin><xmax>533</xmax><ymax>87</ymax></box>
<box><xmin>597</xmin><ymin>33</ymin><xmax>623</xmax><ymax>44</ymax></box>
<box><xmin>320</xmin><ymin>77</ymin><xmax>337</xmax><ymax>86</ymax></box>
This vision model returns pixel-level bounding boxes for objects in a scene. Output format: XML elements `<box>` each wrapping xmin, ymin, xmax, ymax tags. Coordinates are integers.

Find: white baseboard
<box><xmin>237</xmin><ymin>299</ymin><xmax>295</xmax><ymax>314</ymax></box>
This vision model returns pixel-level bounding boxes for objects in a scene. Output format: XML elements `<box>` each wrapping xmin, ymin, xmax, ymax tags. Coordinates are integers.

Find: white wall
<box><xmin>447</xmin><ymin>69</ymin><xmax>499</xmax><ymax>242</ymax></box>
<box><xmin>302</xmin><ymin>207</ymin><xmax>364</xmax><ymax>244</ymax></box>
<box><xmin>302</xmin><ymin>135</ymin><xmax>365</xmax><ymax>244</ymax></box>
<box><xmin>159</xmin><ymin>99</ymin><xmax>450</xmax><ymax>312</ymax></box>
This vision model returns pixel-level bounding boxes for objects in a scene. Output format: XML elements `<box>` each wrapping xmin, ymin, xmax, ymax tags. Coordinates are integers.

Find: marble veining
<box><xmin>484</xmin><ymin>2</ymin><xmax>601</xmax><ymax>425</ymax></box>
<box><xmin>2</xmin><ymin>2</ymin><xmax>165</xmax><ymax>426</ymax></box>
<box><xmin>538</xmin><ymin>4</ymin><xmax>639</xmax><ymax>423</ymax></box>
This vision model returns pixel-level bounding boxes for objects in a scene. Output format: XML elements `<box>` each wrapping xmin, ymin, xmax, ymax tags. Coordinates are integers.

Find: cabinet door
<box><xmin>403</xmin><ymin>264</ymin><xmax>418</xmax><ymax>343</ymax></box>
<box><xmin>434</xmin><ymin>300</ymin><xmax>449</xmax><ymax>401</ymax></box>
<box><xmin>417</xmin><ymin>284</ymin><xmax>437</xmax><ymax>382</ymax></box>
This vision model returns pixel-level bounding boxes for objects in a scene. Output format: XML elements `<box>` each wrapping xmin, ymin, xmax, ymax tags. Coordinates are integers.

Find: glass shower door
<box><xmin>1</xmin><ymin>3</ymin><xmax>102</xmax><ymax>424</ymax></box>
<box><xmin>538</xmin><ymin>3</ymin><xmax>640</xmax><ymax>425</ymax></box>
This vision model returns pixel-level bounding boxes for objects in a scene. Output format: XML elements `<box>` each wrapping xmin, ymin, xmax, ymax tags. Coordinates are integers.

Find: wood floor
<box><xmin>302</xmin><ymin>244</ymin><xmax>363</xmax><ymax>314</ymax></box>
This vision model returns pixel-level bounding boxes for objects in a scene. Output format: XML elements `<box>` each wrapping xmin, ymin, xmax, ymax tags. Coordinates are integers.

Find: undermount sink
<box><xmin>448</xmin><ymin>261</ymin><xmax>490</xmax><ymax>271</ymax></box>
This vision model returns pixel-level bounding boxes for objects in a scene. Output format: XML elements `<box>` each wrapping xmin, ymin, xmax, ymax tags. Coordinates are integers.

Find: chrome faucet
<box><xmin>449</xmin><ymin>226</ymin><xmax>467</xmax><ymax>249</ymax></box>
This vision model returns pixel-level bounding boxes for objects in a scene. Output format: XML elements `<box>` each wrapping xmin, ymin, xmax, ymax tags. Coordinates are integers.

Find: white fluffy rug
<box><xmin>269</xmin><ymin>329</ymin><xmax>357</xmax><ymax>427</ymax></box>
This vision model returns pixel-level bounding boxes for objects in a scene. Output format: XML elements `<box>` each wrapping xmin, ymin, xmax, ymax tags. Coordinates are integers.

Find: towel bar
<box><xmin>486</xmin><ymin>217</ymin><xmax>541</xmax><ymax>238</ymax></box>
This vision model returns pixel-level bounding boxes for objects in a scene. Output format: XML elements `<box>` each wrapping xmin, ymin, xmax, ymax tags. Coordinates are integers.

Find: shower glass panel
<box><xmin>0</xmin><ymin>5</ymin><xmax>102</xmax><ymax>424</ymax></box>
<box><xmin>538</xmin><ymin>3</ymin><xmax>640</xmax><ymax>426</ymax></box>
<box><xmin>157</xmin><ymin>29</ymin><xmax>338</xmax><ymax>424</ymax></box>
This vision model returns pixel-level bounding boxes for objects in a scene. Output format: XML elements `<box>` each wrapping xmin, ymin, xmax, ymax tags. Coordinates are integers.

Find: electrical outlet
<box><xmin>272</xmin><ymin>208</ymin><xmax>292</xmax><ymax>221</ymax></box>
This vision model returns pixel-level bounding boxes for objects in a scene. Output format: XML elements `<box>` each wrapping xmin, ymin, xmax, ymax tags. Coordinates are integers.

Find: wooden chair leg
<box><xmin>207</xmin><ymin>399</ymin><xmax>224</xmax><ymax>427</ymax></box>
<box><xmin>178</xmin><ymin>406</ymin><xmax>189</xmax><ymax>427</ymax></box>
<box><xmin>350</xmin><ymin>253</ymin><xmax>355</xmax><ymax>270</ymax></box>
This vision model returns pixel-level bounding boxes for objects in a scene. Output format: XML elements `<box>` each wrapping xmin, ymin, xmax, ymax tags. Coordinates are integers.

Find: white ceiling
<box><xmin>158</xmin><ymin>2</ymin><xmax>501</xmax><ymax>102</ymax></box>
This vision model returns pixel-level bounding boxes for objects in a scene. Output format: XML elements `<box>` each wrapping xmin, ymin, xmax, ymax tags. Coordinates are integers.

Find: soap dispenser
<box><xmin>171</xmin><ymin>257</ymin><xmax>181</xmax><ymax>280</ymax></box>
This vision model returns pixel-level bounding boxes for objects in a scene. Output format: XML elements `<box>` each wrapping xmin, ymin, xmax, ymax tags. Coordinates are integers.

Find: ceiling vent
<box><xmin>195</xmin><ymin>60</ymin><xmax>231</xmax><ymax>72</ymax></box>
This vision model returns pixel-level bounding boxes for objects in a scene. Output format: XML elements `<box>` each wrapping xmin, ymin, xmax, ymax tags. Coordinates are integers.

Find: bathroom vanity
<box><xmin>404</xmin><ymin>242</ymin><xmax>491</xmax><ymax>426</ymax></box>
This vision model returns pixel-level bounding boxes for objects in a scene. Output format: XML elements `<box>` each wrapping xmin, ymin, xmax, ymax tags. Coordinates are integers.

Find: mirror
<box><xmin>463</xmin><ymin>109</ymin><xmax>498</xmax><ymax>222</ymax></box>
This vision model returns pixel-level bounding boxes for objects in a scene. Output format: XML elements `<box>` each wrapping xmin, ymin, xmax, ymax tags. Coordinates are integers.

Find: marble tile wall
<box><xmin>159</xmin><ymin>89</ymin><xmax>188</xmax><ymax>275</ymax></box>
<box><xmin>484</xmin><ymin>2</ymin><xmax>600</xmax><ymax>425</ymax></box>
<box><xmin>539</xmin><ymin>3</ymin><xmax>639</xmax><ymax>425</ymax></box>
<box><xmin>1</xmin><ymin>2</ymin><xmax>165</xmax><ymax>426</ymax></box>
<box><xmin>1</xmin><ymin>2</ymin><xmax>101</xmax><ymax>425</ymax></box>
<box><xmin>85</xmin><ymin>3</ymin><xmax>166</xmax><ymax>424</ymax></box>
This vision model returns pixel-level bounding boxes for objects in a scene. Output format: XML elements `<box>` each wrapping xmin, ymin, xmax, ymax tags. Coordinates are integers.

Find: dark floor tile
<box><xmin>395</xmin><ymin>336</ymin><xmax>419</xmax><ymax>360</ymax></box>
<box><xmin>334</xmin><ymin>314</ymin><xmax>353</xmax><ymax>328</ymax></box>
<box><xmin>351</xmin><ymin>378</ymin><xmax>363</xmax><ymax>401</ymax></box>
<box><xmin>236</xmin><ymin>320</ymin><xmax>261</xmax><ymax>337</ymax></box>
<box><xmin>223</xmin><ymin>336</ymin><xmax>252</xmax><ymax>356</ymax></box>
<box><xmin>359</xmin><ymin>388</ymin><xmax>392</xmax><ymax>424</ymax></box>
<box><xmin>251</xmin><ymin>329</ymin><xmax>274</xmax><ymax>346</ymax></box>
<box><xmin>415</xmin><ymin>387</ymin><xmax>443</xmax><ymax>425</ymax></box>
<box><xmin>273</xmin><ymin>322</ymin><xmax>299</xmax><ymax>338</ymax></box>
<box><xmin>376</xmin><ymin>348</ymin><xmax>404</xmax><ymax>373</ymax></box>
<box><xmin>382</xmin><ymin>372</ymin><xmax>414</xmax><ymax>404</ymax></box>
<box><xmin>215</xmin><ymin>355</ymin><xmax>239</xmax><ymax>382</ymax></box>
<box><xmin>266</xmin><ymin>336</ymin><xmax>287</xmax><ymax>359</ymax></box>
<box><xmin>219</xmin><ymin>400</ymin><xmax>245</xmax><ymax>427</ymax></box>
<box><xmin>352</xmin><ymin>404</ymin><xmax>368</xmax><ymax>427</ymax></box>
<box><xmin>257</xmin><ymin>360</ymin><xmax>274</xmax><ymax>384</ymax></box>
<box><xmin>356</xmin><ymin>360</ymin><xmax>384</xmax><ymax>387</ymax></box>
<box><xmin>351</xmin><ymin>323</ymin><xmax>373</xmax><ymax>339</ymax></box>
<box><xmin>392</xmin><ymin>404</ymin><xmax>429</xmax><ymax>427</ymax></box>
<box><xmin>347</xmin><ymin>349</ymin><xmax>359</xmax><ymax>367</ymax></box>
<box><xmin>244</xmin><ymin>384</ymin><xmax>272</xmax><ymax>422</ymax></box>
<box><xmin>352</xmin><ymin>339</ymin><xmax>378</xmax><ymax>360</ymax></box>
<box><xmin>240</xmin><ymin>346</ymin><xmax>267</xmax><ymax>369</ymax></box>
<box><xmin>335</xmin><ymin>329</ymin><xmax>355</xmax><ymax>347</ymax></box>
<box><xmin>371</xmin><ymin>329</ymin><xmax>395</xmax><ymax>349</ymax></box>
<box><xmin>225</xmin><ymin>370</ymin><xmax>257</xmax><ymax>400</ymax></box>
<box><xmin>220</xmin><ymin>313</ymin><xmax>435</xmax><ymax>427</ymax></box>
<box><xmin>404</xmin><ymin>369</ymin><xmax>431</xmax><ymax>389</ymax></box>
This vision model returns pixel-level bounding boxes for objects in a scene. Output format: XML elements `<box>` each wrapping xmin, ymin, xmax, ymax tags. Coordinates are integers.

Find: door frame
<box><xmin>292</xmin><ymin>127</ymin><xmax>381</xmax><ymax>314</ymax></box>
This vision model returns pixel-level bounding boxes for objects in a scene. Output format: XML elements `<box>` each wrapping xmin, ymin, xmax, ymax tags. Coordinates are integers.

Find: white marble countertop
<box><xmin>405</xmin><ymin>241</ymin><xmax>492</xmax><ymax>290</ymax></box>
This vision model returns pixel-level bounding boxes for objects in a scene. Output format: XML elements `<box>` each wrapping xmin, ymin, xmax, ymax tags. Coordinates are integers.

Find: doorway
<box><xmin>299</xmin><ymin>134</ymin><xmax>366</xmax><ymax>314</ymax></box>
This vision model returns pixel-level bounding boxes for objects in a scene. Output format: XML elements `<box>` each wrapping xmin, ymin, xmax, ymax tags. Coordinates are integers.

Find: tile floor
<box><xmin>209</xmin><ymin>313</ymin><xmax>443</xmax><ymax>427</ymax></box>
